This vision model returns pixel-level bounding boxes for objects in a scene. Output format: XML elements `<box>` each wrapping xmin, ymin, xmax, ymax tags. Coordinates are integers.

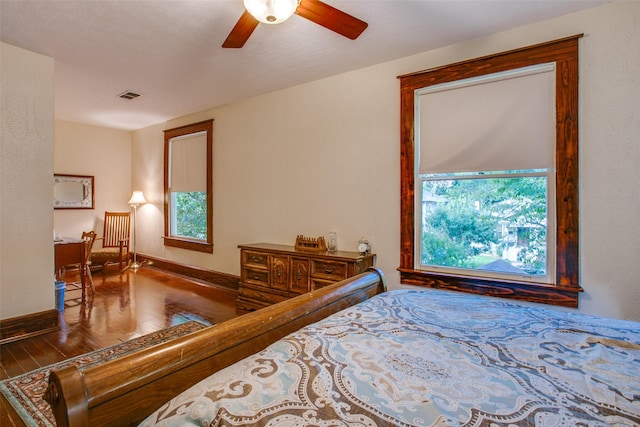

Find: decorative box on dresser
<box><xmin>236</xmin><ymin>243</ymin><xmax>376</xmax><ymax>315</ymax></box>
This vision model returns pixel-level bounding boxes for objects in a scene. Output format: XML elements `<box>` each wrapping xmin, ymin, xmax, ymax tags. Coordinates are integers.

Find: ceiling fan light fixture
<box><xmin>243</xmin><ymin>0</ymin><xmax>299</xmax><ymax>24</ymax></box>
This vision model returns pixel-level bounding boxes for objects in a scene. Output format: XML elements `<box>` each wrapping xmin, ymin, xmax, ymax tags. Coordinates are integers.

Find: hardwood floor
<box><xmin>0</xmin><ymin>266</ymin><xmax>238</xmax><ymax>426</ymax></box>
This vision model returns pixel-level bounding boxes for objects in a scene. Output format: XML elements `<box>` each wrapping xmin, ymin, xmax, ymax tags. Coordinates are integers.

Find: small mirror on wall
<box><xmin>54</xmin><ymin>174</ymin><xmax>94</xmax><ymax>209</ymax></box>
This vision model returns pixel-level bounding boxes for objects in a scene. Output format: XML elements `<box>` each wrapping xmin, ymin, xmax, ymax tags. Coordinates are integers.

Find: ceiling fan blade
<box><xmin>296</xmin><ymin>0</ymin><xmax>368</xmax><ymax>40</ymax></box>
<box><xmin>222</xmin><ymin>10</ymin><xmax>260</xmax><ymax>48</ymax></box>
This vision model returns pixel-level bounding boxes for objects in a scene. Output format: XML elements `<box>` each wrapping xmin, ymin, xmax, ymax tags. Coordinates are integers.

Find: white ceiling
<box><xmin>1</xmin><ymin>0</ymin><xmax>606</xmax><ymax>131</ymax></box>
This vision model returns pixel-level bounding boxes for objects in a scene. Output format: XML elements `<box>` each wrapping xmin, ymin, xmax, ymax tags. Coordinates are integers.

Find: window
<box><xmin>164</xmin><ymin>120</ymin><xmax>213</xmax><ymax>253</ymax></box>
<box><xmin>421</xmin><ymin>170</ymin><xmax>552</xmax><ymax>282</ymax></box>
<box><xmin>418</xmin><ymin>63</ymin><xmax>556</xmax><ymax>283</ymax></box>
<box><xmin>398</xmin><ymin>36</ymin><xmax>582</xmax><ymax>307</ymax></box>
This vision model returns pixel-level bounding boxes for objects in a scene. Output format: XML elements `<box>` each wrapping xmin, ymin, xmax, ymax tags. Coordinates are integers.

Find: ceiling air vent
<box><xmin>118</xmin><ymin>90</ymin><xmax>141</xmax><ymax>100</ymax></box>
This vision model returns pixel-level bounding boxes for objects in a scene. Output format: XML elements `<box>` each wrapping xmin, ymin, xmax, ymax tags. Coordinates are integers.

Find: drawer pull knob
<box><xmin>297</xmin><ymin>269</ymin><xmax>302</xmax><ymax>281</ymax></box>
<box><xmin>252</xmin><ymin>275</ymin><xmax>261</xmax><ymax>280</ymax></box>
<box><xmin>251</xmin><ymin>256</ymin><xmax>262</xmax><ymax>263</ymax></box>
<box><xmin>276</xmin><ymin>266</ymin><xmax>281</xmax><ymax>278</ymax></box>
<box><xmin>324</xmin><ymin>267</ymin><xmax>335</xmax><ymax>274</ymax></box>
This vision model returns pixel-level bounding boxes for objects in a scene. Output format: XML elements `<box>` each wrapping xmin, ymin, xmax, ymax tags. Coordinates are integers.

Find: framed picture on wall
<box><xmin>53</xmin><ymin>174</ymin><xmax>95</xmax><ymax>209</ymax></box>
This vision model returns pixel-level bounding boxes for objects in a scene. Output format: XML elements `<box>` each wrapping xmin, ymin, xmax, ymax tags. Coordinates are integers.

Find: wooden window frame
<box><xmin>398</xmin><ymin>36</ymin><xmax>583</xmax><ymax>307</ymax></box>
<box><xmin>163</xmin><ymin>119</ymin><xmax>214</xmax><ymax>253</ymax></box>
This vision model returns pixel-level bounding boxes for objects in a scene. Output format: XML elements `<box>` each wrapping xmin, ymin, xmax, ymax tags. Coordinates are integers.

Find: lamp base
<box><xmin>127</xmin><ymin>260</ymin><xmax>146</xmax><ymax>271</ymax></box>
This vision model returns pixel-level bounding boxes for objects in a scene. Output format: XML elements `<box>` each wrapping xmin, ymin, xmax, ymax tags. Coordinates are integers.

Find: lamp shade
<box><xmin>128</xmin><ymin>191</ymin><xmax>147</xmax><ymax>206</ymax></box>
<box><xmin>244</xmin><ymin>0</ymin><xmax>298</xmax><ymax>24</ymax></box>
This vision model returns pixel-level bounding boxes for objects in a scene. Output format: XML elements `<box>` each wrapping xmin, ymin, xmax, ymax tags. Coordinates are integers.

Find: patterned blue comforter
<box><xmin>141</xmin><ymin>289</ymin><xmax>640</xmax><ymax>426</ymax></box>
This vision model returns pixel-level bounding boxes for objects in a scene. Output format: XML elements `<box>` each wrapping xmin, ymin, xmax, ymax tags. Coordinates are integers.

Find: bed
<box><xmin>44</xmin><ymin>268</ymin><xmax>640</xmax><ymax>426</ymax></box>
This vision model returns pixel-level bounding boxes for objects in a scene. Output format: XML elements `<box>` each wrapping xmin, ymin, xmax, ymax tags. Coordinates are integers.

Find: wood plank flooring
<box><xmin>0</xmin><ymin>266</ymin><xmax>238</xmax><ymax>426</ymax></box>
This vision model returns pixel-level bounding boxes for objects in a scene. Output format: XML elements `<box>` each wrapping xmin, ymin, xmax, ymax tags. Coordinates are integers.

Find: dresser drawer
<box><xmin>311</xmin><ymin>259</ymin><xmax>348</xmax><ymax>281</ymax></box>
<box><xmin>290</xmin><ymin>257</ymin><xmax>310</xmax><ymax>295</ymax></box>
<box><xmin>310</xmin><ymin>277</ymin><xmax>336</xmax><ymax>290</ymax></box>
<box><xmin>236</xmin><ymin>297</ymin><xmax>269</xmax><ymax>314</ymax></box>
<box><xmin>242</xmin><ymin>250</ymin><xmax>269</xmax><ymax>268</ymax></box>
<box><xmin>238</xmin><ymin>284</ymin><xmax>288</xmax><ymax>304</ymax></box>
<box><xmin>271</xmin><ymin>255</ymin><xmax>289</xmax><ymax>291</ymax></box>
<box><xmin>242</xmin><ymin>267</ymin><xmax>269</xmax><ymax>286</ymax></box>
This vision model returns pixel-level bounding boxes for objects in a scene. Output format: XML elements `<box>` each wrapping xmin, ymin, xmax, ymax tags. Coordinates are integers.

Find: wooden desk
<box><xmin>54</xmin><ymin>237</ymin><xmax>87</xmax><ymax>304</ymax></box>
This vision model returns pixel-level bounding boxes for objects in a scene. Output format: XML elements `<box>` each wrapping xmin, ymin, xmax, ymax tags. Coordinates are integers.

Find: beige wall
<box><xmin>3</xmin><ymin>2</ymin><xmax>638</xmax><ymax>322</ymax></box>
<box><xmin>1</xmin><ymin>43</ymin><xmax>55</xmax><ymax>319</ymax></box>
<box><xmin>53</xmin><ymin>121</ymin><xmax>132</xmax><ymax>239</ymax></box>
<box><xmin>131</xmin><ymin>1</ymin><xmax>639</xmax><ymax>321</ymax></box>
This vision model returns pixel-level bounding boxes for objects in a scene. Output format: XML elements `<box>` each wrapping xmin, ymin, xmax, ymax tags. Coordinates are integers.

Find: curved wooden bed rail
<box><xmin>45</xmin><ymin>268</ymin><xmax>387</xmax><ymax>427</ymax></box>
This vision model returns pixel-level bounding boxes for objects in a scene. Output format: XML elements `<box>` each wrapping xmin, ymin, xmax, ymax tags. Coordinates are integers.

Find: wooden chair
<box><xmin>81</xmin><ymin>231</ymin><xmax>97</xmax><ymax>293</ymax></box>
<box><xmin>90</xmin><ymin>212</ymin><xmax>131</xmax><ymax>272</ymax></box>
<box><xmin>60</xmin><ymin>231</ymin><xmax>97</xmax><ymax>307</ymax></box>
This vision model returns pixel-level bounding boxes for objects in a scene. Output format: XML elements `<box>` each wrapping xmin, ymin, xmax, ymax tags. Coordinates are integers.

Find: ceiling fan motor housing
<box><xmin>243</xmin><ymin>0</ymin><xmax>299</xmax><ymax>24</ymax></box>
<box><xmin>223</xmin><ymin>0</ymin><xmax>368</xmax><ymax>48</ymax></box>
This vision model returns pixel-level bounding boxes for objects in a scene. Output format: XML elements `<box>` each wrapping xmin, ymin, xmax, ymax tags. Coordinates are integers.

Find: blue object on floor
<box><xmin>55</xmin><ymin>280</ymin><xmax>65</xmax><ymax>311</ymax></box>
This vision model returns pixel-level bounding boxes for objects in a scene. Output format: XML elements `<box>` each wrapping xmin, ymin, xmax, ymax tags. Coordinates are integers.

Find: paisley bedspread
<box><xmin>141</xmin><ymin>289</ymin><xmax>640</xmax><ymax>426</ymax></box>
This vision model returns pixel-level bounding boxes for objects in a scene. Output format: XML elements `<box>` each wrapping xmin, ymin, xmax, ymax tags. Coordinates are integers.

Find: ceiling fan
<box><xmin>222</xmin><ymin>0</ymin><xmax>368</xmax><ymax>48</ymax></box>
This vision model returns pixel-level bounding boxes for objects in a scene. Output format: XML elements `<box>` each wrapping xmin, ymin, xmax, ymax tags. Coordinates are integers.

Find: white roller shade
<box><xmin>417</xmin><ymin>63</ymin><xmax>556</xmax><ymax>175</ymax></box>
<box><xmin>170</xmin><ymin>131</ymin><xmax>207</xmax><ymax>192</ymax></box>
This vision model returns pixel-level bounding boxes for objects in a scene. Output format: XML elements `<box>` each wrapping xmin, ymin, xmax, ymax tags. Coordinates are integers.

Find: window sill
<box><xmin>398</xmin><ymin>268</ymin><xmax>582</xmax><ymax>308</ymax></box>
<box><xmin>163</xmin><ymin>236</ymin><xmax>213</xmax><ymax>254</ymax></box>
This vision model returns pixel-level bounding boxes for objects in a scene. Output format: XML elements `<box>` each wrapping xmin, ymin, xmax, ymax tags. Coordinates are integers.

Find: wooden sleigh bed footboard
<box><xmin>44</xmin><ymin>268</ymin><xmax>387</xmax><ymax>427</ymax></box>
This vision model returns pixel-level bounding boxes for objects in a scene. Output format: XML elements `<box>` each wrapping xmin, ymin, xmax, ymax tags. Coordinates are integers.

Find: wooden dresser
<box><xmin>236</xmin><ymin>243</ymin><xmax>376</xmax><ymax>314</ymax></box>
